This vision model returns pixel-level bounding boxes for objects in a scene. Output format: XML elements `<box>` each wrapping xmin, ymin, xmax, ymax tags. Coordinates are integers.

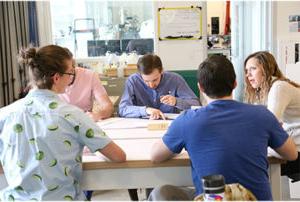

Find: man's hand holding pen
<box><xmin>160</xmin><ymin>93</ymin><xmax>176</xmax><ymax>106</ymax></box>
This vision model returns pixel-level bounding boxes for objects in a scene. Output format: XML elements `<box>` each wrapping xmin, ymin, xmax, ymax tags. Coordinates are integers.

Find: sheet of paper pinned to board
<box><xmin>278</xmin><ymin>39</ymin><xmax>300</xmax><ymax>73</ymax></box>
<box><xmin>158</xmin><ymin>6</ymin><xmax>202</xmax><ymax>40</ymax></box>
<box><xmin>285</xmin><ymin>63</ymin><xmax>300</xmax><ymax>83</ymax></box>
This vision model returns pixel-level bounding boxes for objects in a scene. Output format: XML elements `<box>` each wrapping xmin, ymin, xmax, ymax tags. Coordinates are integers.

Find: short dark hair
<box><xmin>197</xmin><ymin>55</ymin><xmax>236</xmax><ymax>98</ymax></box>
<box><xmin>137</xmin><ymin>54</ymin><xmax>163</xmax><ymax>75</ymax></box>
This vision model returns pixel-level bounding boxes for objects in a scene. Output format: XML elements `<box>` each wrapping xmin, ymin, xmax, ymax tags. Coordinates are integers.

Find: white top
<box><xmin>268</xmin><ymin>80</ymin><xmax>300</xmax><ymax>151</ymax></box>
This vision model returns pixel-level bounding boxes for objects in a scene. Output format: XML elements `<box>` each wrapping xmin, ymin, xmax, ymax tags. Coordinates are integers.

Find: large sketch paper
<box><xmin>286</xmin><ymin>63</ymin><xmax>300</xmax><ymax>83</ymax></box>
<box><xmin>97</xmin><ymin>118</ymin><xmax>148</xmax><ymax>129</ymax></box>
<box><xmin>278</xmin><ymin>39</ymin><xmax>300</xmax><ymax>73</ymax></box>
<box><xmin>96</xmin><ymin>118</ymin><xmax>171</xmax><ymax>140</ymax></box>
<box><xmin>158</xmin><ymin>6</ymin><xmax>202</xmax><ymax>40</ymax></box>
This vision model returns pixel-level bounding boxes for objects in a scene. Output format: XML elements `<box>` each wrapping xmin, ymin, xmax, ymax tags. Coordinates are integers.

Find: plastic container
<box><xmin>202</xmin><ymin>174</ymin><xmax>225</xmax><ymax>201</ymax></box>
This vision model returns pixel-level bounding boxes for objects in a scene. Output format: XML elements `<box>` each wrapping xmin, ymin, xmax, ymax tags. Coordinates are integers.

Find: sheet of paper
<box><xmin>164</xmin><ymin>113</ymin><xmax>181</xmax><ymax>120</ymax></box>
<box><xmin>142</xmin><ymin>113</ymin><xmax>180</xmax><ymax>120</ymax></box>
<box><xmin>97</xmin><ymin>118</ymin><xmax>149</xmax><ymax>130</ymax></box>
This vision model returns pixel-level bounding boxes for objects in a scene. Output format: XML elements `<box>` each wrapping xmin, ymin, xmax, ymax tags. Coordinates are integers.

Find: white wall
<box><xmin>153</xmin><ymin>1</ymin><xmax>207</xmax><ymax>70</ymax></box>
<box><xmin>207</xmin><ymin>1</ymin><xmax>225</xmax><ymax>35</ymax></box>
<box><xmin>36</xmin><ymin>1</ymin><xmax>52</xmax><ymax>46</ymax></box>
<box><xmin>273</xmin><ymin>1</ymin><xmax>300</xmax><ymax>72</ymax></box>
<box><xmin>274</xmin><ymin>1</ymin><xmax>300</xmax><ymax>40</ymax></box>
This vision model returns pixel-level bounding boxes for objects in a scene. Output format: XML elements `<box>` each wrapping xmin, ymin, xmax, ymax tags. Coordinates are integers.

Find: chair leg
<box><xmin>128</xmin><ymin>189</ymin><xmax>139</xmax><ymax>201</ymax></box>
<box><xmin>84</xmin><ymin>190</ymin><xmax>93</xmax><ymax>201</ymax></box>
<box><xmin>146</xmin><ymin>188</ymin><xmax>153</xmax><ymax>198</ymax></box>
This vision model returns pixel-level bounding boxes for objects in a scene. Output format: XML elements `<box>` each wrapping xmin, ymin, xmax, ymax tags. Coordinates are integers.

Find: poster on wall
<box><xmin>158</xmin><ymin>6</ymin><xmax>202</xmax><ymax>40</ymax></box>
<box><xmin>278</xmin><ymin>39</ymin><xmax>300</xmax><ymax>75</ymax></box>
<box><xmin>289</xmin><ymin>15</ymin><xmax>300</xmax><ymax>32</ymax></box>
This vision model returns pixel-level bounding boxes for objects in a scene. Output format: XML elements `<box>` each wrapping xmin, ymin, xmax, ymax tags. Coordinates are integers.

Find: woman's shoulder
<box><xmin>270</xmin><ymin>79</ymin><xmax>300</xmax><ymax>99</ymax></box>
<box><xmin>271</xmin><ymin>79</ymin><xmax>293</xmax><ymax>90</ymax></box>
<box><xmin>271</xmin><ymin>80</ymin><xmax>300</xmax><ymax>90</ymax></box>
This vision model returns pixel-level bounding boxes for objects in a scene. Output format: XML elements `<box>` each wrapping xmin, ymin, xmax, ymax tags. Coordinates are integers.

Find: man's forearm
<box><xmin>119</xmin><ymin>105</ymin><xmax>147</xmax><ymax>118</ymax></box>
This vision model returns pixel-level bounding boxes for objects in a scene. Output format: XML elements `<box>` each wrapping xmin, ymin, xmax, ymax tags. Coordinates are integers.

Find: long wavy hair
<box><xmin>244</xmin><ymin>51</ymin><xmax>300</xmax><ymax>105</ymax></box>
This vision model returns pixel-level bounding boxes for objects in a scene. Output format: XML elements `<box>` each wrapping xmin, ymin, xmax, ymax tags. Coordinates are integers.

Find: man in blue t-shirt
<box><xmin>149</xmin><ymin>55</ymin><xmax>298</xmax><ymax>200</ymax></box>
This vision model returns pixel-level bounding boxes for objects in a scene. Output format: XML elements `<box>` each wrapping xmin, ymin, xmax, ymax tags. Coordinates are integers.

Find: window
<box><xmin>50</xmin><ymin>1</ymin><xmax>154</xmax><ymax>58</ymax></box>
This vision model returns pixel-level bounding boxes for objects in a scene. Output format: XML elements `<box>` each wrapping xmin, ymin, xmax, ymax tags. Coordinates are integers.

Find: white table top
<box><xmin>97</xmin><ymin>117</ymin><xmax>171</xmax><ymax>140</ymax></box>
<box><xmin>0</xmin><ymin>118</ymin><xmax>285</xmax><ymax>173</ymax></box>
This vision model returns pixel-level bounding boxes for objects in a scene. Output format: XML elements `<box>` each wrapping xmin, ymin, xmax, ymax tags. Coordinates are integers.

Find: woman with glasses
<box><xmin>0</xmin><ymin>45</ymin><xmax>126</xmax><ymax>201</ymax></box>
<box><xmin>59</xmin><ymin>51</ymin><xmax>113</xmax><ymax>121</ymax></box>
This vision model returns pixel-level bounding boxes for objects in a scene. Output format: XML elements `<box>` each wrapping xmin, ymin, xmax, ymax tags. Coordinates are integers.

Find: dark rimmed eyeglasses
<box><xmin>59</xmin><ymin>70</ymin><xmax>76</xmax><ymax>86</ymax></box>
<box><xmin>62</xmin><ymin>70</ymin><xmax>76</xmax><ymax>86</ymax></box>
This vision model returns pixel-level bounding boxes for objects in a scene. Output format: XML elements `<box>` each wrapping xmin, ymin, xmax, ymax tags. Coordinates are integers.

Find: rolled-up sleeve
<box><xmin>118</xmin><ymin>79</ymin><xmax>147</xmax><ymax>118</ymax></box>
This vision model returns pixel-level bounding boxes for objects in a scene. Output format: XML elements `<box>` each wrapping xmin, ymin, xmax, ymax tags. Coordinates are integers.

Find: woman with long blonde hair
<box><xmin>244</xmin><ymin>51</ymin><xmax>300</xmax><ymax>180</ymax></box>
<box><xmin>244</xmin><ymin>51</ymin><xmax>300</xmax><ymax>105</ymax></box>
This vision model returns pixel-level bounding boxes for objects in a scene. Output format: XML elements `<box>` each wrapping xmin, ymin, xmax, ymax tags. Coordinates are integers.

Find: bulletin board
<box><xmin>158</xmin><ymin>6</ymin><xmax>202</xmax><ymax>40</ymax></box>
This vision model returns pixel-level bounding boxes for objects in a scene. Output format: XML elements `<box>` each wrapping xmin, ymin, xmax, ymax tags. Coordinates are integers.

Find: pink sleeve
<box><xmin>91</xmin><ymin>72</ymin><xmax>108</xmax><ymax>99</ymax></box>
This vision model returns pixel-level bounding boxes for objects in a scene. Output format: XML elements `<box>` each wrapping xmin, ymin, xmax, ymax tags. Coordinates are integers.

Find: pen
<box><xmin>159</xmin><ymin>91</ymin><xmax>171</xmax><ymax>99</ymax></box>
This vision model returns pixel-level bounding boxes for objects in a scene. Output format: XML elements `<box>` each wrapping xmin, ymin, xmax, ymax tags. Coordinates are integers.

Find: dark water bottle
<box><xmin>202</xmin><ymin>174</ymin><xmax>225</xmax><ymax>201</ymax></box>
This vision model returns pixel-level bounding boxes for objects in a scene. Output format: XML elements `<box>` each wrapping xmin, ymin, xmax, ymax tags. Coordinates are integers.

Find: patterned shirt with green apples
<box><xmin>0</xmin><ymin>89</ymin><xmax>111</xmax><ymax>201</ymax></box>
